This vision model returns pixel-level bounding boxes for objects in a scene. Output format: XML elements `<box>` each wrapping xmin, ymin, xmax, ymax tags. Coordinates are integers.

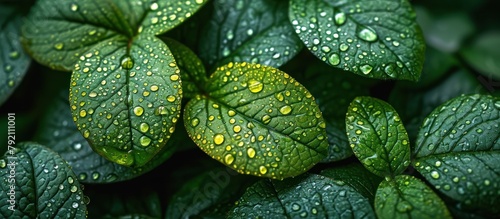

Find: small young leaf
<box><xmin>22</xmin><ymin>0</ymin><xmax>207</xmax><ymax>71</ymax></box>
<box><xmin>289</xmin><ymin>0</ymin><xmax>425</xmax><ymax>81</ymax></box>
<box><xmin>303</xmin><ymin>62</ymin><xmax>372</xmax><ymax>162</ymax></box>
<box><xmin>162</xmin><ymin>37</ymin><xmax>208</xmax><ymax>99</ymax></box>
<box><xmin>199</xmin><ymin>0</ymin><xmax>302</xmax><ymax>69</ymax></box>
<box><xmin>320</xmin><ymin>163</ymin><xmax>383</xmax><ymax>203</ymax></box>
<box><xmin>184</xmin><ymin>62</ymin><xmax>328</xmax><ymax>179</ymax></box>
<box><xmin>346</xmin><ymin>96</ymin><xmax>410</xmax><ymax>177</ymax></box>
<box><xmin>36</xmin><ymin>90</ymin><xmax>179</xmax><ymax>183</ymax></box>
<box><xmin>228</xmin><ymin>173</ymin><xmax>375</xmax><ymax>218</ymax></box>
<box><xmin>69</xmin><ymin>35</ymin><xmax>181</xmax><ymax>167</ymax></box>
<box><xmin>166</xmin><ymin>167</ymin><xmax>254</xmax><ymax>219</ymax></box>
<box><xmin>414</xmin><ymin>94</ymin><xmax>500</xmax><ymax>213</ymax></box>
<box><xmin>0</xmin><ymin>5</ymin><xmax>31</xmax><ymax>105</ymax></box>
<box><xmin>0</xmin><ymin>142</ymin><xmax>87</xmax><ymax>218</ymax></box>
<box><xmin>375</xmin><ymin>175</ymin><xmax>451</xmax><ymax>219</ymax></box>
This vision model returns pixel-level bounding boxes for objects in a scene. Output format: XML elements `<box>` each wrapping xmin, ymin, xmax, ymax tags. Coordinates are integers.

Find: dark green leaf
<box><xmin>69</xmin><ymin>35</ymin><xmax>181</xmax><ymax>167</ymax></box>
<box><xmin>461</xmin><ymin>31</ymin><xmax>500</xmax><ymax>80</ymax></box>
<box><xmin>21</xmin><ymin>0</ymin><xmax>207</xmax><ymax>71</ymax></box>
<box><xmin>36</xmin><ymin>89</ymin><xmax>178</xmax><ymax>183</ymax></box>
<box><xmin>162</xmin><ymin>37</ymin><xmax>207</xmax><ymax>99</ymax></box>
<box><xmin>415</xmin><ymin>7</ymin><xmax>474</xmax><ymax>53</ymax></box>
<box><xmin>414</xmin><ymin>94</ymin><xmax>500</xmax><ymax>214</ymax></box>
<box><xmin>86</xmin><ymin>187</ymin><xmax>161</xmax><ymax>219</ymax></box>
<box><xmin>289</xmin><ymin>0</ymin><xmax>425</xmax><ymax>81</ymax></box>
<box><xmin>346</xmin><ymin>96</ymin><xmax>410</xmax><ymax>177</ymax></box>
<box><xmin>199</xmin><ymin>0</ymin><xmax>302</xmax><ymax>69</ymax></box>
<box><xmin>166</xmin><ymin>167</ymin><xmax>254</xmax><ymax>219</ymax></box>
<box><xmin>0</xmin><ymin>5</ymin><xmax>31</xmax><ymax>105</ymax></box>
<box><xmin>320</xmin><ymin>163</ymin><xmax>383</xmax><ymax>203</ymax></box>
<box><xmin>375</xmin><ymin>175</ymin><xmax>451</xmax><ymax>219</ymax></box>
<box><xmin>303</xmin><ymin>62</ymin><xmax>372</xmax><ymax>162</ymax></box>
<box><xmin>0</xmin><ymin>142</ymin><xmax>87</xmax><ymax>218</ymax></box>
<box><xmin>228</xmin><ymin>173</ymin><xmax>375</xmax><ymax>218</ymax></box>
<box><xmin>184</xmin><ymin>62</ymin><xmax>328</xmax><ymax>179</ymax></box>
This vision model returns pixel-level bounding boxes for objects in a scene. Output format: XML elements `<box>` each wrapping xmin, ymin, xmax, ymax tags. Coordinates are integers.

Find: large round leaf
<box><xmin>289</xmin><ymin>0</ymin><xmax>425</xmax><ymax>81</ymax></box>
<box><xmin>69</xmin><ymin>35</ymin><xmax>181</xmax><ymax>167</ymax></box>
<box><xmin>184</xmin><ymin>62</ymin><xmax>328</xmax><ymax>179</ymax></box>
<box><xmin>0</xmin><ymin>143</ymin><xmax>87</xmax><ymax>218</ymax></box>
<box><xmin>414</xmin><ymin>94</ymin><xmax>500</xmax><ymax>214</ymax></box>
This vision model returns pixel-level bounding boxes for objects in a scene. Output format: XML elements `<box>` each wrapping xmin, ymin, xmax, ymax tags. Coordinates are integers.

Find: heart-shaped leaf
<box><xmin>228</xmin><ymin>173</ymin><xmax>375</xmax><ymax>218</ymax></box>
<box><xmin>289</xmin><ymin>0</ymin><xmax>425</xmax><ymax>81</ymax></box>
<box><xmin>36</xmin><ymin>89</ymin><xmax>179</xmax><ymax>183</ymax></box>
<box><xmin>69</xmin><ymin>35</ymin><xmax>181</xmax><ymax>167</ymax></box>
<box><xmin>414</xmin><ymin>94</ymin><xmax>500</xmax><ymax>214</ymax></box>
<box><xmin>162</xmin><ymin>37</ymin><xmax>208</xmax><ymax>99</ymax></box>
<box><xmin>22</xmin><ymin>0</ymin><xmax>207</xmax><ymax>71</ymax></box>
<box><xmin>0</xmin><ymin>5</ymin><xmax>31</xmax><ymax>105</ymax></box>
<box><xmin>0</xmin><ymin>142</ymin><xmax>87</xmax><ymax>218</ymax></box>
<box><xmin>184</xmin><ymin>62</ymin><xmax>328</xmax><ymax>179</ymax></box>
<box><xmin>375</xmin><ymin>175</ymin><xmax>451</xmax><ymax>219</ymax></box>
<box><xmin>346</xmin><ymin>96</ymin><xmax>410</xmax><ymax>177</ymax></box>
<box><xmin>199</xmin><ymin>0</ymin><xmax>302</xmax><ymax>69</ymax></box>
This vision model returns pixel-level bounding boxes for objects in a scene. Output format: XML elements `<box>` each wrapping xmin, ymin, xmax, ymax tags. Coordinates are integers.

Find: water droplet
<box><xmin>54</xmin><ymin>43</ymin><xmax>64</xmax><ymax>50</ymax></box>
<box><xmin>79</xmin><ymin>109</ymin><xmax>87</xmax><ymax>117</ymax></box>
<box><xmin>79</xmin><ymin>173</ymin><xmax>87</xmax><ymax>180</ymax></box>
<box><xmin>259</xmin><ymin>166</ymin><xmax>267</xmax><ymax>174</ymax></box>
<box><xmin>476</xmin><ymin>129</ymin><xmax>483</xmax><ymax>133</ymax></box>
<box><xmin>224</xmin><ymin>154</ymin><xmax>234</xmax><ymax>165</ymax></box>
<box><xmin>435</xmin><ymin>161</ymin><xmax>442</xmax><ymax>167</ymax></box>
<box><xmin>139</xmin><ymin>123</ymin><xmax>149</xmax><ymax>133</ymax></box>
<box><xmin>360</xmin><ymin>64</ymin><xmax>373</xmax><ymax>74</ymax></box>
<box><xmin>73</xmin><ymin>143</ymin><xmax>82</xmax><ymax>150</ymax></box>
<box><xmin>392</xmin><ymin>41</ymin><xmax>400</xmax><ymax>46</ymax></box>
<box><xmin>248</xmin><ymin>79</ymin><xmax>263</xmax><ymax>93</ymax></box>
<box><xmin>8</xmin><ymin>80</ymin><xmax>14</xmax><ymax>86</ymax></box>
<box><xmin>9</xmin><ymin>51</ymin><xmax>19</xmax><ymax>59</ymax></box>
<box><xmin>140</xmin><ymin>136</ymin><xmax>151</xmax><ymax>146</ymax></box>
<box><xmin>247</xmin><ymin>148</ymin><xmax>256</xmax><ymax>158</ymax></box>
<box><xmin>233</xmin><ymin>125</ymin><xmax>241</xmax><ymax>133</ymax></box>
<box><xmin>133</xmin><ymin>106</ymin><xmax>144</xmax><ymax>116</ymax></box>
<box><xmin>70</xmin><ymin>3</ymin><xmax>78</xmax><ymax>11</ymax></box>
<box><xmin>431</xmin><ymin>171</ymin><xmax>440</xmax><ymax>179</ymax></box>
<box><xmin>72</xmin><ymin>202</ymin><xmax>79</xmax><ymax>208</ymax></box>
<box><xmin>292</xmin><ymin>203</ymin><xmax>301</xmax><ymax>211</ymax></box>
<box><xmin>150</xmin><ymin>2</ymin><xmax>158</xmax><ymax>10</ymax></box>
<box><xmin>247</xmin><ymin>29</ymin><xmax>254</xmax><ymax>35</ymax></box>
<box><xmin>262</xmin><ymin>114</ymin><xmax>271</xmax><ymax>124</ymax></box>
<box><xmin>339</xmin><ymin>43</ymin><xmax>349</xmax><ymax>51</ymax></box>
<box><xmin>70</xmin><ymin>185</ymin><xmax>78</xmax><ymax>193</ymax></box>
<box><xmin>357</xmin><ymin>27</ymin><xmax>378</xmax><ymax>42</ymax></box>
<box><xmin>384</xmin><ymin>63</ymin><xmax>396</xmax><ymax>77</ymax></box>
<box><xmin>150</xmin><ymin>85</ymin><xmax>159</xmax><ymax>92</ymax></box>
<box><xmin>279</xmin><ymin>105</ymin><xmax>292</xmax><ymax>115</ymax></box>
<box><xmin>214</xmin><ymin>134</ymin><xmax>225</xmax><ymax>145</ymax></box>
<box><xmin>328</xmin><ymin>53</ymin><xmax>340</xmax><ymax>66</ymax></box>
<box><xmin>121</xmin><ymin>56</ymin><xmax>134</xmax><ymax>69</ymax></box>
<box><xmin>191</xmin><ymin>118</ymin><xmax>199</xmax><ymax>127</ymax></box>
<box><xmin>226</xmin><ymin>30</ymin><xmax>234</xmax><ymax>40</ymax></box>
<box><xmin>334</xmin><ymin>12</ymin><xmax>346</xmax><ymax>25</ymax></box>
<box><xmin>494</xmin><ymin>101</ymin><xmax>500</xmax><ymax>109</ymax></box>
<box><xmin>0</xmin><ymin>159</ymin><xmax>6</xmax><ymax>168</ymax></box>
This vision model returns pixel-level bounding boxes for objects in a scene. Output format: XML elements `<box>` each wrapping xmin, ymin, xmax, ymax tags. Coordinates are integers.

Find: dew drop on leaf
<box><xmin>225</xmin><ymin>154</ymin><xmax>234</xmax><ymax>165</ymax></box>
<box><xmin>328</xmin><ymin>53</ymin><xmax>340</xmax><ymax>66</ymax></box>
<box><xmin>120</xmin><ymin>55</ymin><xmax>134</xmax><ymax>69</ymax></box>
<box><xmin>214</xmin><ymin>134</ymin><xmax>225</xmax><ymax>145</ymax></box>
<box><xmin>360</xmin><ymin>64</ymin><xmax>373</xmax><ymax>74</ymax></box>
<box><xmin>140</xmin><ymin>136</ymin><xmax>152</xmax><ymax>147</ymax></box>
<box><xmin>248</xmin><ymin>79</ymin><xmax>263</xmax><ymax>93</ymax></box>
<box><xmin>334</xmin><ymin>12</ymin><xmax>347</xmax><ymax>25</ymax></box>
<box><xmin>357</xmin><ymin>27</ymin><xmax>378</xmax><ymax>42</ymax></box>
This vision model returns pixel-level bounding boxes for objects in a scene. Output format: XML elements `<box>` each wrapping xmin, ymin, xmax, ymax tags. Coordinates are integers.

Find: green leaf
<box><xmin>303</xmin><ymin>61</ymin><xmax>372</xmax><ymax>162</ymax></box>
<box><xmin>166</xmin><ymin>167</ymin><xmax>254</xmax><ymax>219</ymax></box>
<box><xmin>228</xmin><ymin>173</ymin><xmax>375</xmax><ymax>218</ymax></box>
<box><xmin>0</xmin><ymin>142</ymin><xmax>87</xmax><ymax>218</ymax></box>
<box><xmin>199</xmin><ymin>0</ymin><xmax>303</xmax><ymax>69</ymax></box>
<box><xmin>414</xmin><ymin>94</ymin><xmax>500</xmax><ymax>214</ymax></box>
<box><xmin>35</xmin><ymin>89</ymin><xmax>179</xmax><ymax>183</ymax></box>
<box><xmin>162</xmin><ymin>37</ymin><xmax>208</xmax><ymax>99</ymax></box>
<box><xmin>21</xmin><ymin>0</ymin><xmax>207</xmax><ymax>71</ymax></box>
<box><xmin>375</xmin><ymin>175</ymin><xmax>451</xmax><ymax>219</ymax></box>
<box><xmin>0</xmin><ymin>5</ymin><xmax>31</xmax><ymax>105</ymax></box>
<box><xmin>184</xmin><ymin>62</ymin><xmax>328</xmax><ymax>179</ymax></box>
<box><xmin>346</xmin><ymin>96</ymin><xmax>410</xmax><ymax>177</ymax></box>
<box><xmin>320</xmin><ymin>163</ymin><xmax>383</xmax><ymax>203</ymax></box>
<box><xmin>69</xmin><ymin>35</ymin><xmax>181</xmax><ymax>167</ymax></box>
<box><xmin>289</xmin><ymin>0</ymin><xmax>425</xmax><ymax>81</ymax></box>
<box><xmin>461</xmin><ymin>31</ymin><xmax>500</xmax><ymax>80</ymax></box>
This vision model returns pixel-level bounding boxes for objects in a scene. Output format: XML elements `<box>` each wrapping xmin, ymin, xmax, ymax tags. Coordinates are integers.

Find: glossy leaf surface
<box><xmin>414</xmin><ymin>94</ymin><xmax>500</xmax><ymax>213</ymax></box>
<box><xmin>184</xmin><ymin>62</ymin><xmax>328</xmax><ymax>179</ymax></box>
<box><xmin>346</xmin><ymin>96</ymin><xmax>410</xmax><ymax>177</ymax></box>
<box><xmin>69</xmin><ymin>35</ymin><xmax>181</xmax><ymax>167</ymax></box>
<box><xmin>289</xmin><ymin>0</ymin><xmax>425</xmax><ymax>81</ymax></box>
<box><xmin>228</xmin><ymin>173</ymin><xmax>375</xmax><ymax>218</ymax></box>
<box><xmin>0</xmin><ymin>143</ymin><xmax>87</xmax><ymax>218</ymax></box>
<box><xmin>199</xmin><ymin>0</ymin><xmax>302</xmax><ymax>69</ymax></box>
<box><xmin>375</xmin><ymin>175</ymin><xmax>451</xmax><ymax>219</ymax></box>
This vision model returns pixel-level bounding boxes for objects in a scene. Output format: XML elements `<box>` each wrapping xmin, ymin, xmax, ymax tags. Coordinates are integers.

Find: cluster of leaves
<box><xmin>1</xmin><ymin>0</ymin><xmax>499</xmax><ymax>218</ymax></box>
